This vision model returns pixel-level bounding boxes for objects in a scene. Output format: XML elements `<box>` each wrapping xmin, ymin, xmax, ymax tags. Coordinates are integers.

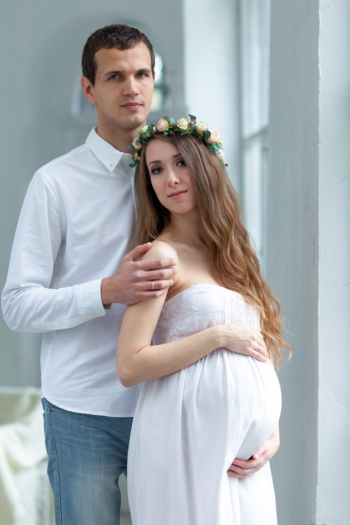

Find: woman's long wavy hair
<box><xmin>135</xmin><ymin>134</ymin><xmax>291</xmax><ymax>369</ymax></box>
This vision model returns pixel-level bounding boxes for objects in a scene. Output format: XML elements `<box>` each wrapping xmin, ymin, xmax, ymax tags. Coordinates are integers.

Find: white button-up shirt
<box><xmin>2</xmin><ymin>128</ymin><xmax>141</xmax><ymax>416</ymax></box>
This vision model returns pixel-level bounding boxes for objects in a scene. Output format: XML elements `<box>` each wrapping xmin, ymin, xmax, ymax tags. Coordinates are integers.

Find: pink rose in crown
<box><xmin>217</xmin><ymin>150</ymin><xmax>224</xmax><ymax>159</ymax></box>
<box><xmin>132</xmin><ymin>137</ymin><xmax>142</xmax><ymax>150</ymax></box>
<box><xmin>157</xmin><ymin>118</ymin><xmax>169</xmax><ymax>132</ymax></box>
<box><xmin>207</xmin><ymin>129</ymin><xmax>221</xmax><ymax>144</ymax></box>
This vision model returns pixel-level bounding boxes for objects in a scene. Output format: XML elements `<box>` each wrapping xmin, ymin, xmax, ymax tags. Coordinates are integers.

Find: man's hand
<box><xmin>101</xmin><ymin>243</ymin><xmax>177</xmax><ymax>307</ymax></box>
<box><xmin>227</xmin><ymin>424</ymin><xmax>280</xmax><ymax>478</ymax></box>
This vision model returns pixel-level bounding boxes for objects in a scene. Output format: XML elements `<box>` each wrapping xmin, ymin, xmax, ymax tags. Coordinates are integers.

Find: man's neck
<box><xmin>95</xmin><ymin>122</ymin><xmax>144</xmax><ymax>154</ymax></box>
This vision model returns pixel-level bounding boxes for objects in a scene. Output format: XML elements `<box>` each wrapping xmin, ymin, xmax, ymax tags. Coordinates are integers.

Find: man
<box><xmin>2</xmin><ymin>24</ymin><xmax>279</xmax><ymax>525</ymax></box>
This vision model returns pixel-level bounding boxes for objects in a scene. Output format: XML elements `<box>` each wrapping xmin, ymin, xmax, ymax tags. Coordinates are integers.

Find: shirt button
<box><xmin>123</xmin><ymin>154</ymin><xmax>129</xmax><ymax>159</ymax></box>
<box><xmin>92</xmin><ymin>313</ymin><xmax>98</xmax><ymax>318</ymax></box>
<box><xmin>58</xmin><ymin>323</ymin><xmax>63</xmax><ymax>328</ymax></box>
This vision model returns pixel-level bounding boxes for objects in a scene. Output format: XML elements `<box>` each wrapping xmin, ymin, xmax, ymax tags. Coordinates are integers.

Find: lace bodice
<box><xmin>153</xmin><ymin>284</ymin><xmax>259</xmax><ymax>345</ymax></box>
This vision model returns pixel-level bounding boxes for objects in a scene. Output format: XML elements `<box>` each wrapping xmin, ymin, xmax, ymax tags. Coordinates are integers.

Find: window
<box><xmin>150</xmin><ymin>52</ymin><xmax>168</xmax><ymax>112</ymax></box>
<box><xmin>238</xmin><ymin>0</ymin><xmax>271</xmax><ymax>263</ymax></box>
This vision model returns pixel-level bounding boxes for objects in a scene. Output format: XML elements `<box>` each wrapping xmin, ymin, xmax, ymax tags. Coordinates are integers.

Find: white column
<box><xmin>267</xmin><ymin>1</ymin><xmax>350</xmax><ymax>524</ymax></box>
<box><xmin>317</xmin><ymin>1</ymin><xmax>350</xmax><ymax>523</ymax></box>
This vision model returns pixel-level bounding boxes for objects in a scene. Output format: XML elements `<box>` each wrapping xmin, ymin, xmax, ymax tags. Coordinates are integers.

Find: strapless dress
<box><xmin>127</xmin><ymin>284</ymin><xmax>281</xmax><ymax>525</ymax></box>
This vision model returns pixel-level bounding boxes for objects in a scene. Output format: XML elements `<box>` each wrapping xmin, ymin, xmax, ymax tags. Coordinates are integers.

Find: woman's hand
<box><xmin>227</xmin><ymin>424</ymin><xmax>280</xmax><ymax>478</ymax></box>
<box><xmin>218</xmin><ymin>323</ymin><xmax>269</xmax><ymax>362</ymax></box>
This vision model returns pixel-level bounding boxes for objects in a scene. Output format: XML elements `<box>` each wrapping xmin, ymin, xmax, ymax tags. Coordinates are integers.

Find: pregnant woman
<box><xmin>117</xmin><ymin>116</ymin><xmax>290</xmax><ymax>524</ymax></box>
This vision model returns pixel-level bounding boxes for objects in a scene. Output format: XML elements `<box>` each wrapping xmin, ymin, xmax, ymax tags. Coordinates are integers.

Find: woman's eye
<box><xmin>177</xmin><ymin>159</ymin><xmax>186</xmax><ymax>167</ymax></box>
<box><xmin>151</xmin><ymin>167</ymin><xmax>163</xmax><ymax>175</ymax></box>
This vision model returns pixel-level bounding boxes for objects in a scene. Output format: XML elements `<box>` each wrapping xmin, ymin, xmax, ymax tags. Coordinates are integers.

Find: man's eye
<box><xmin>137</xmin><ymin>72</ymin><xmax>146</xmax><ymax>78</ymax></box>
<box><xmin>109</xmin><ymin>74</ymin><xmax>119</xmax><ymax>80</ymax></box>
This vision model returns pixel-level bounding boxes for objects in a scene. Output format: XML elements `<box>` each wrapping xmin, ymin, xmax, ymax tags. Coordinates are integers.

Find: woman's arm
<box><xmin>116</xmin><ymin>242</ymin><xmax>268</xmax><ymax>387</ymax></box>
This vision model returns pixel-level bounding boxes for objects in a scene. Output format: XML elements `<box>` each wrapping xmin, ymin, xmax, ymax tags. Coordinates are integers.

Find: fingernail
<box><xmin>253</xmin><ymin>454</ymin><xmax>258</xmax><ymax>459</ymax></box>
<box><xmin>171</xmin><ymin>259</ymin><xmax>177</xmax><ymax>265</ymax></box>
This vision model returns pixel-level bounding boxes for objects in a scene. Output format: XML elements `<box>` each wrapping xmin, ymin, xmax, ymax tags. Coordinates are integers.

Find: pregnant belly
<box><xmin>136</xmin><ymin>349</ymin><xmax>281</xmax><ymax>462</ymax></box>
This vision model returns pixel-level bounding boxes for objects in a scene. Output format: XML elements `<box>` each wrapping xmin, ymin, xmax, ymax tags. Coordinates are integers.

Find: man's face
<box><xmin>83</xmin><ymin>43</ymin><xmax>154</xmax><ymax>132</ymax></box>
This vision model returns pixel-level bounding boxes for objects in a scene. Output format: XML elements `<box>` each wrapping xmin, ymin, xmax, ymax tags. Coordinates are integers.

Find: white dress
<box><xmin>127</xmin><ymin>284</ymin><xmax>282</xmax><ymax>525</ymax></box>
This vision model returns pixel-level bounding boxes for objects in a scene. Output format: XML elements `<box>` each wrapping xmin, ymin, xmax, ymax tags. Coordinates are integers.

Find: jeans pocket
<box><xmin>45</xmin><ymin>398</ymin><xmax>66</xmax><ymax>414</ymax></box>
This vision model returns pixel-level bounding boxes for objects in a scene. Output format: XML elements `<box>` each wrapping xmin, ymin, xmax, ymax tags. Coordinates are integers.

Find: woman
<box><xmin>117</xmin><ymin>116</ymin><xmax>290</xmax><ymax>524</ymax></box>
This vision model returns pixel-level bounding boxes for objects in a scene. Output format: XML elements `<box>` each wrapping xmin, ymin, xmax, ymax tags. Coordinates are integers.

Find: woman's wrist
<box><xmin>212</xmin><ymin>325</ymin><xmax>227</xmax><ymax>349</ymax></box>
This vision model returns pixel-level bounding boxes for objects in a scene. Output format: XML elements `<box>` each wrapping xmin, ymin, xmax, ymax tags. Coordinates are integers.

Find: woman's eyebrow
<box><xmin>149</xmin><ymin>154</ymin><xmax>181</xmax><ymax>167</ymax></box>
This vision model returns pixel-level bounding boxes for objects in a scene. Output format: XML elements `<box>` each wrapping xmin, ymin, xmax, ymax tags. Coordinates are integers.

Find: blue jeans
<box><xmin>42</xmin><ymin>398</ymin><xmax>133</xmax><ymax>525</ymax></box>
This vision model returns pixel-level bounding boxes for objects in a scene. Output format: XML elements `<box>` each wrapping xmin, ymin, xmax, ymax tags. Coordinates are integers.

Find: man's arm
<box><xmin>1</xmin><ymin>172</ymin><xmax>106</xmax><ymax>332</ymax></box>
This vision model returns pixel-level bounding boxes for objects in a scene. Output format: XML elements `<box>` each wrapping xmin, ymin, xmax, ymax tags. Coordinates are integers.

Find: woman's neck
<box><xmin>162</xmin><ymin>209</ymin><xmax>203</xmax><ymax>246</ymax></box>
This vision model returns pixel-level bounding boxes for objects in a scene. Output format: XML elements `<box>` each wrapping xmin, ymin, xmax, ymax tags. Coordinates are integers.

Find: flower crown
<box><xmin>128</xmin><ymin>114</ymin><xmax>226</xmax><ymax>168</ymax></box>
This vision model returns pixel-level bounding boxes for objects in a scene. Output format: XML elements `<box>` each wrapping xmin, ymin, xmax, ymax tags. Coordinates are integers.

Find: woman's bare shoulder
<box><xmin>141</xmin><ymin>239</ymin><xmax>179</xmax><ymax>262</ymax></box>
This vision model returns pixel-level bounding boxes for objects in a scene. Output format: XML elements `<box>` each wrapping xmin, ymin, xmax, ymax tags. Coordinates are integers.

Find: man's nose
<box><xmin>123</xmin><ymin>76</ymin><xmax>140</xmax><ymax>96</ymax></box>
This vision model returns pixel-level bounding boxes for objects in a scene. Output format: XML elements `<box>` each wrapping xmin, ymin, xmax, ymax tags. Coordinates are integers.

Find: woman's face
<box><xmin>145</xmin><ymin>139</ymin><xmax>196</xmax><ymax>214</ymax></box>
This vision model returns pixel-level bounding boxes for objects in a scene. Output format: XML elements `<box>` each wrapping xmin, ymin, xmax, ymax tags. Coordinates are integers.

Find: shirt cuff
<box><xmin>76</xmin><ymin>279</ymin><xmax>106</xmax><ymax>321</ymax></box>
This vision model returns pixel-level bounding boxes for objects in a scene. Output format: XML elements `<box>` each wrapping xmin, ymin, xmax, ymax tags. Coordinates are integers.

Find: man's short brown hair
<box><xmin>82</xmin><ymin>24</ymin><xmax>155</xmax><ymax>85</ymax></box>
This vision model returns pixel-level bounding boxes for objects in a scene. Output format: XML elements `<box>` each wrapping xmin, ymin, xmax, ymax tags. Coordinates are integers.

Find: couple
<box><xmin>2</xmin><ymin>24</ymin><xmax>288</xmax><ymax>525</ymax></box>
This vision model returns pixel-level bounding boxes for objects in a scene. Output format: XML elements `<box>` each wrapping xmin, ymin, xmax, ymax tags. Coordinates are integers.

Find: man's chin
<box><xmin>116</xmin><ymin>113</ymin><xmax>147</xmax><ymax>131</ymax></box>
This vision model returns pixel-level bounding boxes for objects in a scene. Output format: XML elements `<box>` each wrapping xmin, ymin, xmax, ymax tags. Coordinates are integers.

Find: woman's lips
<box><xmin>168</xmin><ymin>190</ymin><xmax>188</xmax><ymax>200</ymax></box>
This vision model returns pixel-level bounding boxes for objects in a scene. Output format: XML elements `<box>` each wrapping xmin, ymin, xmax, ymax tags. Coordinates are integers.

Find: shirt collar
<box><xmin>86</xmin><ymin>127</ymin><xmax>134</xmax><ymax>175</ymax></box>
